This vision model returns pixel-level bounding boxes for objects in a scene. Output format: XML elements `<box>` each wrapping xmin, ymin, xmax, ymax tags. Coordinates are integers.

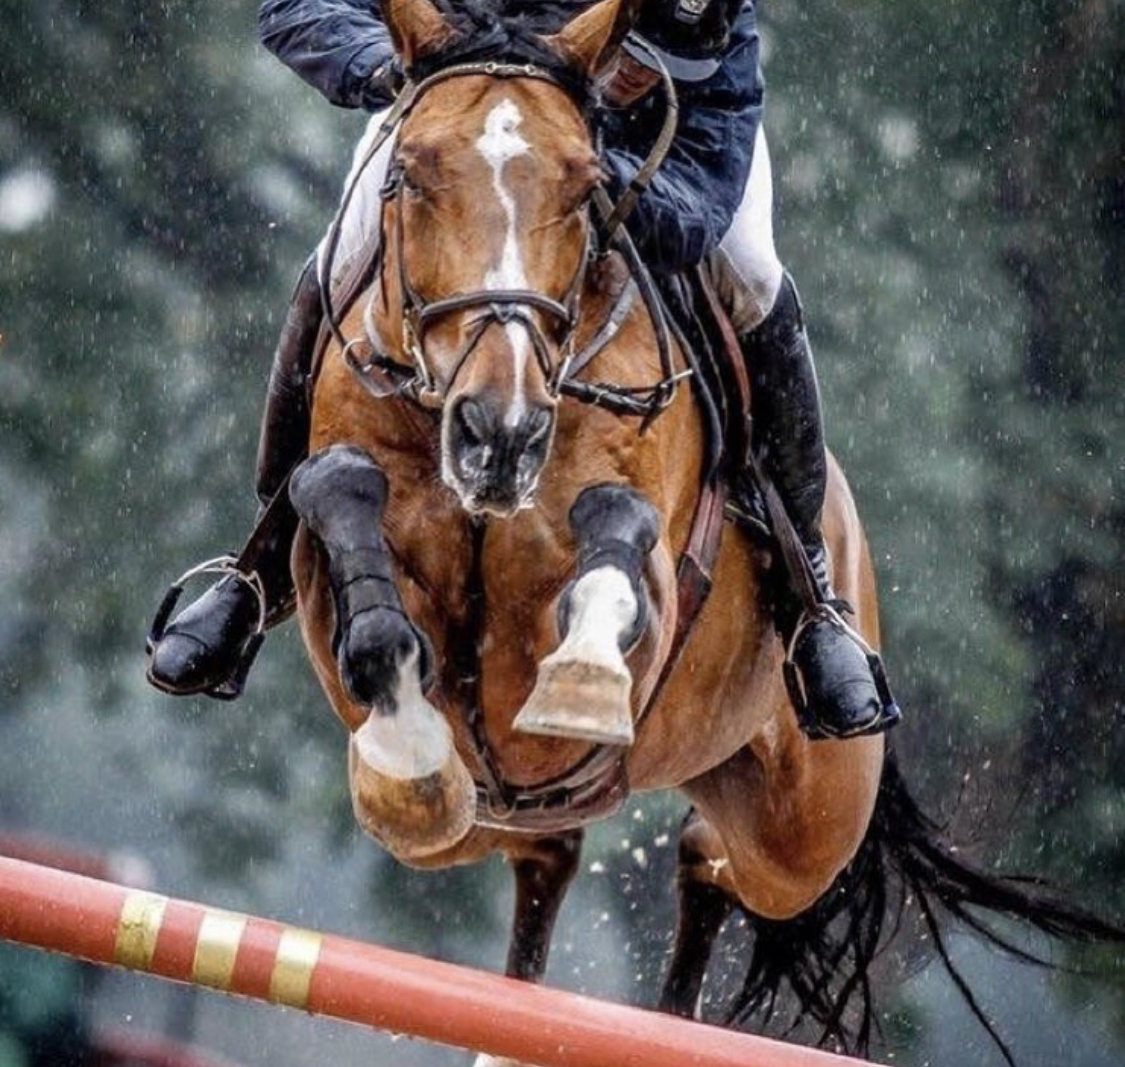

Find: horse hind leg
<box><xmin>504</xmin><ymin>830</ymin><xmax>583</xmax><ymax>981</ymax></box>
<box><xmin>474</xmin><ymin>831</ymin><xmax>583</xmax><ymax>1067</ymax></box>
<box><xmin>291</xmin><ymin>445</ymin><xmax>475</xmax><ymax>860</ymax></box>
<box><xmin>657</xmin><ymin>809</ymin><xmax>735</xmax><ymax>1020</ymax></box>
<box><xmin>514</xmin><ymin>484</ymin><xmax>659</xmax><ymax>746</ymax></box>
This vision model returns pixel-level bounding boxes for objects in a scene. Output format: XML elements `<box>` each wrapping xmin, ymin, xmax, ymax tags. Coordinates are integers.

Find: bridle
<box><xmin>321</xmin><ymin>55</ymin><xmax>689</xmax><ymax>422</ymax></box>
<box><xmin>386</xmin><ymin>149</ymin><xmax>592</xmax><ymax>408</ymax></box>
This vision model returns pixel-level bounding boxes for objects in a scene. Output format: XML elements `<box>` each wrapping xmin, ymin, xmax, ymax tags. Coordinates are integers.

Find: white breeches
<box><xmin>320</xmin><ymin>112</ymin><xmax>783</xmax><ymax>332</ymax></box>
<box><xmin>316</xmin><ymin>109</ymin><xmax>396</xmax><ymax>294</ymax></box>
<box><xmin>709</xmin><ymin>124</ymin><xmax>784</xmax><ymax>334</ymax></box>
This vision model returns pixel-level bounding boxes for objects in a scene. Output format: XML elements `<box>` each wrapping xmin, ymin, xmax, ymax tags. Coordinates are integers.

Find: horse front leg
<box><xmin>514</xmin><ymin>484</ymin><xmax>660</xmax><ymax>746</ymax></box>
<box><xmin>291</xmin><ymin>445</ymin><xmax>475</xmax><ymax>860</ymax></box>
<box><xmin>474</xmin><ymin>831</ymin><xmax>583</xmax><ymax>1067</ymax></box>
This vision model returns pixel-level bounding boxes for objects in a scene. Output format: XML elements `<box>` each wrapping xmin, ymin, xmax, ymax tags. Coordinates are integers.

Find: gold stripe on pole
<box><xmin>192</xmin><ymin>910</ymin><xmax>246</xmax><ymax>991</ymax></box>
<box><xmin>114</xmin><ymin>892</ymin><xmax>167</xmax><ymax>972</ymax></box>
<box><xmin>269</xmin><ymin>927</ymin><xmax>322</xmax><ymax>1008</ymax></box>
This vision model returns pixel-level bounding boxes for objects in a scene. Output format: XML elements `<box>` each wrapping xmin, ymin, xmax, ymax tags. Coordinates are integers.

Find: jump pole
<box><xmin>0</xmin><ymin>855</ymin><xmax>866</xmax><ymax>1067</ymax></box>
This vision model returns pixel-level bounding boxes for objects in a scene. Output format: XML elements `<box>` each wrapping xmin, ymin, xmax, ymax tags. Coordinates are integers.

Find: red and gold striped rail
<box><xmin>0</xmin><ymin>855</ymin><xmax>867</xmax><ymax>1067</ymax></box>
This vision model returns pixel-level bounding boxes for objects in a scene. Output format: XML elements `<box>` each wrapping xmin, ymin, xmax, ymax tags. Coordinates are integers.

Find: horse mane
<box><xmin>411</xmin><ymin>0</ymin><xmax>597</xmax><ymax>105</ymax></box>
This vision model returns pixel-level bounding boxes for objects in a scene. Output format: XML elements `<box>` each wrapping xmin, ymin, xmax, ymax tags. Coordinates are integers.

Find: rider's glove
<box><xmin>361</xmin><ymin>57</ymin><xmax>405</xmax><ymax>110</ymax></box>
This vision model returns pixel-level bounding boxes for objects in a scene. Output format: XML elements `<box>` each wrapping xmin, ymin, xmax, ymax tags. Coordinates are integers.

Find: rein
<box><xmin>321</xmin><ymin>57</ymin><xmax>687</xmax><ymax>422</ymax></box>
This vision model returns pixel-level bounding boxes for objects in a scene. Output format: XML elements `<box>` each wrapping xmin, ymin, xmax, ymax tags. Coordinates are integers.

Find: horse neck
<box><xmin>566</xmin><ymin>256</ymin><xmax>706</xmax><ymax>528</ymax></box>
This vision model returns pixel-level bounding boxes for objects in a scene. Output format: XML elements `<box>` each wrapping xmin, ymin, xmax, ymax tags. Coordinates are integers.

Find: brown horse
<box><xmin>285</xmin><ymin>0</ymin><xmax>1120</xmax><ymax>1060</ymax></box>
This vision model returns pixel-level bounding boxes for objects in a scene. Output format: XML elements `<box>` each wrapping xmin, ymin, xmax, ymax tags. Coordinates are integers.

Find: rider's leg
<box><xmin>146</xmin><ymin>258</ymin><xmax>319</xmax><ymax>697</ymax></box>
<box><xmin>147</xmin><ymin>110</ymin><xmax>396</xmax><ymax>699</ymax></box>
<box><xmin>709</xmin><ymin>128</ymin><xmax>897</xmax><ymax>739</ymax></box>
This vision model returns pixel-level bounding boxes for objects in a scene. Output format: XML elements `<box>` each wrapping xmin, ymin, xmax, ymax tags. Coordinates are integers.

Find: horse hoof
<box><xmin>348</xmin><ymin>705</ymin><xmax>475</xmax><ymax>861</ymax></box>
<box><xmin>513</xmin><ymin>659</ymin><xmax>635</xmax><ymax>746</ymax></box>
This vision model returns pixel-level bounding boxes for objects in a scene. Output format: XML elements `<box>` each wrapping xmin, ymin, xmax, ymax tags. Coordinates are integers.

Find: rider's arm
<box><xmin>258</xmin><ymin>0</ymin><xmax>397</xmax><ymax>111</ymax></box>
<box><xmin>602</xmin><ymin>7</ymin><xmax>763</xmax><ymax>274</ymax></box>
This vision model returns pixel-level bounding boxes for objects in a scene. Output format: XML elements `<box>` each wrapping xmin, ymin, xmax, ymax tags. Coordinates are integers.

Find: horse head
<box><xmin>376</xmin><ymin>0</ymin><xmax>640</xmax><ymax>517</ymax></box>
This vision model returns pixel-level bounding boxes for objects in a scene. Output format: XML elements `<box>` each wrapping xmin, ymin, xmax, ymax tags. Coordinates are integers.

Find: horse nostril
<box><xmin>456</xmin><ymin>397</ymin><xmax>493</xmax><ymax>448</ymax></box>
<box><xmin>523</xmin><ymin>406</ymin><xmax>553</xmax><ymax>448</ymax></box>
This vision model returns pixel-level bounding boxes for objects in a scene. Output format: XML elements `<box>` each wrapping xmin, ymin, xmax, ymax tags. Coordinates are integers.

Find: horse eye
<box><xmin>398</xmin><ymin>143</ymin><xmax>442</xmax><ymax>200</ymax></box>
<box><xmin>561</xmin><ymin>158</ymin><xmax>602</xmax><ymax>212</ymax></box>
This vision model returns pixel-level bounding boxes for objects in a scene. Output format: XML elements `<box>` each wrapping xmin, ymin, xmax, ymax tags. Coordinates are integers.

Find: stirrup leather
<box><xmin>146</xmin><ymin>556</ymin><xmax>268</xmax><ymax>701</ymax></box>
<box><xmin>782</xmin><ymin>600</ymin><xmax>902</xmax><ymax>740</ymax></box>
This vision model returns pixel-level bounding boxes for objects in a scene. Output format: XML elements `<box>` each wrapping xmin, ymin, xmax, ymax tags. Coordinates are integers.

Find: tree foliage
<box><xmin>0</xmin><ymin>0</ymin><xmax>1120</xmax><ymax>1063</ymax></box>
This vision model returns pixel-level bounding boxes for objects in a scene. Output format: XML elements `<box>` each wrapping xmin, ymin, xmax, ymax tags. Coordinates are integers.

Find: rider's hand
<box><xmin>362</xmin><ymin>57</ymin><xmax>405</xmax><ymax>108</ymax></box>
<box><xmin>600</xmin><ymin>54</ymin><xmax>661</xmax><ymax>107</ymax></box>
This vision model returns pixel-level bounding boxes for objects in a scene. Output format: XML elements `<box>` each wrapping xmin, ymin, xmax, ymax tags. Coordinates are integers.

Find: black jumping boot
<box><xmin>741</xmin><ymin>274</ymin><xmax>900</xmax><ymax>739</ymax></box>
<box><xmin>146</xmin><ymin>258</ymin><xmax>321</xmax><ymax>699</ymax></box>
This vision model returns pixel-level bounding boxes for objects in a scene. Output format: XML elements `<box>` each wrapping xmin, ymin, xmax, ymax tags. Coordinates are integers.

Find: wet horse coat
<box><xmin>291</xmin><ymin>0</ymin><xmax>884</xmax><ymax>1046</ymax></box>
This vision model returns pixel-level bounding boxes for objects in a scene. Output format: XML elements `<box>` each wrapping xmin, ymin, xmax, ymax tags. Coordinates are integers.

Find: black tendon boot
<box><xmin>742</xmin><ymin>274</ymin><xmax>900</xmax><ymax>739</ymax></box>
<box><xmin>146</xmin><ymin>258</ymin><xmax>321</xmax><ymax>699</ymax></box>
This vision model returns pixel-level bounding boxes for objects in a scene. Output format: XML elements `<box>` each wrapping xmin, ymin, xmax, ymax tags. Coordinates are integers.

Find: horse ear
<box><xmin>543</xmin><ymin>0</ymin><xmax>644</xmax><ymax>77</ymax></box>
<box><xmin>381</xmin><ymin>0</ymin><xmax>458</xmax><ymax>68</ymax></box>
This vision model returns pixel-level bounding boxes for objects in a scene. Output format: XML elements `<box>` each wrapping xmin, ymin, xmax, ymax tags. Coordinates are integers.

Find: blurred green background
<box><xmin>0</xmin><ymin>1</ymin><xmax>1121</xmax><ymax>1065</ymax></box>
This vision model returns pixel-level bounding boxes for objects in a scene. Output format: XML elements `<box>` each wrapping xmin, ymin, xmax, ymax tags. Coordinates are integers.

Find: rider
<box><xmin>146</xmin><ymin>0</ymin><xmax>899</xmax><ymax>740</ymax></box>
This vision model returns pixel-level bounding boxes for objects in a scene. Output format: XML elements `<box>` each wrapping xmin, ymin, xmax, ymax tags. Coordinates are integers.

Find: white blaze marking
<box><xmin>545</xmin><ymin>566</ymin><xmax>639</xmax><ymax>675</ymax></box>
<box><xmin>475</xmin><ymin>98</ymin><xmax>531</xmax><ymax>428</ymax></box>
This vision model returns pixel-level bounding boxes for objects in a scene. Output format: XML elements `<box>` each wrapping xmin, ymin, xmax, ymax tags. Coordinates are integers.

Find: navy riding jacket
<box><xmin>258</xmin><ymin>1</ymin><xmax>763</xmax><ymax>273</ymax></box>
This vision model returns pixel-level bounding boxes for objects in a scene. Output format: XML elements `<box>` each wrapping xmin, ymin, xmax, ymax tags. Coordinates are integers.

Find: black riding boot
<box><xmin>146</xmin><ymin>258</ymin><xmax>321</xmax><ymax>699</ymax></box>
<box><xmin>741</xmin><ymin>274</ymin><xmax>899</xmax><ymax>739</ymax></box>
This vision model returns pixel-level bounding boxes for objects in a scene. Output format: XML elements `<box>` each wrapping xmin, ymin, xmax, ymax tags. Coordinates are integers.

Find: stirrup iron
<box><xmin>146</xmin><ymin>556</ymin><xmax>268</xmax><ymax>701</ymax></box>
<box><xmin>782</xmin><ymin>600</ymin><xmax>902</xmax><ymax>741</ymax></box>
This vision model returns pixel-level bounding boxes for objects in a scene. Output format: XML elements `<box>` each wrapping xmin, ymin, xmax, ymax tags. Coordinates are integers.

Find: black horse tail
<box><xmin>727</xmin><ymin>749</ymin><xmax>1125</xmax><ymax>1064</ymax></box>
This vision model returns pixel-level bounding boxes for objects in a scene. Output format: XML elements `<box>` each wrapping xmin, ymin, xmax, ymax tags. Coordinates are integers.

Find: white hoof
<box><xmin>348</xmin><ymin>672</ymin><xmax>475</xmax><ymax>860</ymax></box>
<box><xmin>513</xmin><ymin>566</ymin><xmax>638</xmax><ymax>746</ymax></box>
<box><xmin>513</xmin><ymin>658</ymin><xmax>634</xmax><ymax>746</ymax></box>
<box><xmin>353</xmin><ymin>664</ymin><xmax>455</xmax><ymax>781</ymax></box>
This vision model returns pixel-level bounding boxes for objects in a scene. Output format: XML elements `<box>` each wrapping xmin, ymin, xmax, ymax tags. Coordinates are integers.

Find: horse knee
<box><xmin>338</xmin><ymin>607</ymin><xmax>433</xmax><ymax>712</ymax></box>
<box><xmin>559</xmin><ymin>483</ymin><xmax>660</xmax><ymax>651</ymax></box>
<box><xmin>290</xmin><ymin>444</ymin><xmax>389</xmax><ymax>534</ymax></box>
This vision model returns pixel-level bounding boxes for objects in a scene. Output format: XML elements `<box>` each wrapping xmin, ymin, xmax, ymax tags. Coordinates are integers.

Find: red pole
<box><xmin>0</xmin><ymin>856</ymin><xmax>869</xmax><ymax>1067</ymax></box>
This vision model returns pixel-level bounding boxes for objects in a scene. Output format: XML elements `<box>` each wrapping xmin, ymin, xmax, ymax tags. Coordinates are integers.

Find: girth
<box><xmin>464</xmin><ymin>480</ymin><xmax>728</xmax><ymax>836</ymax></box>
